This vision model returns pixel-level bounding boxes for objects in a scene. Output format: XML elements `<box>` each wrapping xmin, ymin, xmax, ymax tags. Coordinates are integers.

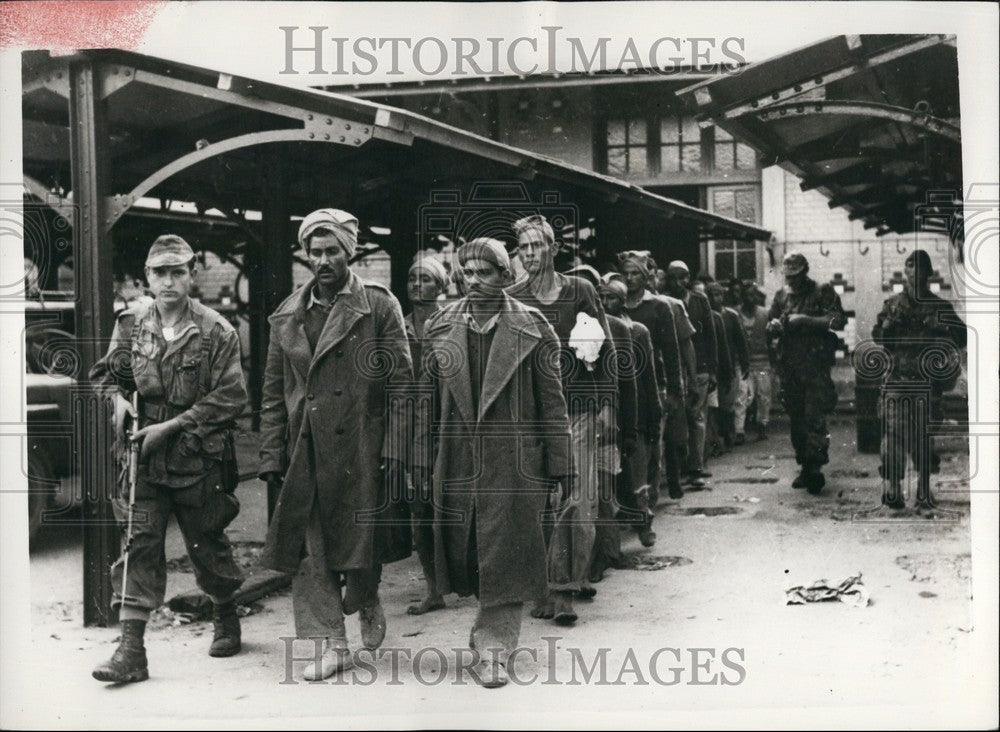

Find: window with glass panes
<box><xmin>713</xmin><ymin>127</ymin><xmax>757</xmax><ymax>171</ymax></box>
<box><xmin>660</xmin><ymin>116</ymin><xmax>703</xmax><ymax>173</ymax></box>
<box><xmin>605</xmin><ymin>119</ymin><xmax>649</xmax><ymax>177</ymax></box>
<box><xmin>600</xmin><ymin>116</ymin><xmax>759</xmax><ymax>177</ymax></box>
<box><xmin>708</xmin><ymin>187</ymin><xmax>760</xmax><ymax>281</ymax></box>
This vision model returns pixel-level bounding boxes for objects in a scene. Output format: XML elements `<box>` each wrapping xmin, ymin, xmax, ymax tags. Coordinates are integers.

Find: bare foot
<box><xmin>406</xmin><ymin>596</ymin><xmax>445</xmax><ymax>616</ymax></box>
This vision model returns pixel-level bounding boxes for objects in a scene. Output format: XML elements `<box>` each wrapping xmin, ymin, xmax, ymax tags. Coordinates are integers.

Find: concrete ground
<box><xmin>12</xmin><ymin>417</ymin><xmax>986</xmax><ymax>728</ymax></box>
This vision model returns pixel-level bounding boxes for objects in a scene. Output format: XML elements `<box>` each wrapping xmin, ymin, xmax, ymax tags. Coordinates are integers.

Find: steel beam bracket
<box><xmin>302</xmin><ymin>113</ymin><xmax>375</xmax><ymax>146</ymax></box>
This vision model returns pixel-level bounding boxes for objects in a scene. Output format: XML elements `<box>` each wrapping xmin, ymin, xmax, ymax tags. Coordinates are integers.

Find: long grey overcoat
<box><xmin>258</xmin><ymin>272</ymin><xmax>413</xmax><ymax>574</ymax></box>
<box><xmin>413</xmin><ymin>294</ymin><xmax>572</xmax><ymax>607</ymax></box>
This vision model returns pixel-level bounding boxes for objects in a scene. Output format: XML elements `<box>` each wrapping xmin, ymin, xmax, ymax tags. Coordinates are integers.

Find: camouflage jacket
<box><xmin>90</xmin><ymin>297</ymin><xmax>248</xmax><ymax>487</ymax></box>
<box><xmin>871</xmin><ymin>289</ymin><xmax>966</xmax><ymax>385</ymax></box>
<box><xmin>768</xmin><ymin>277</ymin><xmax>847</xmax><ymax>370</ymax></box>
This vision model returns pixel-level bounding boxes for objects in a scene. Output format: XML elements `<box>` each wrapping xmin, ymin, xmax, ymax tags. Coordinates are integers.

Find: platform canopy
<box><xmin>677</xmin><ymin>34</ymin><xmax>962</xmax><ymax>240</ymax></box>
<box><xmin>22</xmin><ymin>47</ymin><xmax>770</xmax><ymax>279</ymax></box>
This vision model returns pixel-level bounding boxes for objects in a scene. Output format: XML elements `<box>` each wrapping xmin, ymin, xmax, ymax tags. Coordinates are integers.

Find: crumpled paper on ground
<box><xmin>785</xmin><ymin>572</ymin><xmax>870</xmax><ymax>608</ymax></box>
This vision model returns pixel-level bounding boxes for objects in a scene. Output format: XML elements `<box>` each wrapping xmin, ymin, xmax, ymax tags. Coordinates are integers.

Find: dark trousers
<box><xmin>780</xmin><ymin>367</ymin><xmax>837</xmax><ymax>468</ymax></box>
<box><xmin>112</xmin><ymin>465</ymin><xmax>243</xmax><ymax>615</ymax></box>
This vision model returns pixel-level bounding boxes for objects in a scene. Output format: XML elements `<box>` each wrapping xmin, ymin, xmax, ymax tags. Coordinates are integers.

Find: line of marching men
<box><xmin>89</xmin><ymin>208</ymin><xmax>965</xmax><ymax>689</ymax></box>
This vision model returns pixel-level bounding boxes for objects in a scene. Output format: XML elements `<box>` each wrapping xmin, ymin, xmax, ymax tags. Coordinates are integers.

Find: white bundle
<box><xmin>569</xmin><ymin>311</ymin><xmax>605</xmax><ymax>371</ymax></box>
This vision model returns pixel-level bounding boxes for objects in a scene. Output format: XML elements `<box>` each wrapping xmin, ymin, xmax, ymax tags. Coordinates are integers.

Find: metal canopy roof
<box><xmin>21</xmin><ymin>48</ymin><xmax>771</xmax><ymax>256</ymax></box>
<box><xmin>676</xmin><ymin>35</ymin><xmax>962</xmax><ymax>238</ymax></box>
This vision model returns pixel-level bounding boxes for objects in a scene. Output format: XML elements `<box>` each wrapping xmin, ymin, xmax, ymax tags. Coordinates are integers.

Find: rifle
<box><xmin>120</xmin><ymin>392</ymin><xmax>141</xmax><ymax>609</ymax></box>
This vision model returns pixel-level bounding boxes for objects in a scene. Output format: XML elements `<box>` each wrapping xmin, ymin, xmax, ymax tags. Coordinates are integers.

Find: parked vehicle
<box><xmin>25</xmin><ymin>294</ymin><xmax>76</xmax><ymax>543</ymax></box>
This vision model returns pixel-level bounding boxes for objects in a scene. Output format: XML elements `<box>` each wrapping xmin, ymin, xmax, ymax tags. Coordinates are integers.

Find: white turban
<box><xmin>298</xmin><ymin>208</ymin><xmax>360</xmax><ymax>259</ymax></box>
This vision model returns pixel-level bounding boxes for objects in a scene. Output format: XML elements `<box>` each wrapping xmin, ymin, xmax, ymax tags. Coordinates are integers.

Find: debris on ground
<box><xmin>896</xmin><ymin>553</ymin><xmax>971</xmax><ymax>584</ymax></box>
<box><xmin>785</xmin><ymin>572</ymin><xmax>870</xmax><ymax>608</ymax></box>
<box><xmin>619</xmin><ymin>554</ymin><xmax>693</xmax><ymax>571</ymax></box>
<box><xmin>732</xmin><ymin>495</ymin><xmax>762</xmax><ymax>503</ymax></box>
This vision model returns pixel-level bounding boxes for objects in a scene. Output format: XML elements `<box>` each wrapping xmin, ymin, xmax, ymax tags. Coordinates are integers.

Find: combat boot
<box><xmin>209</xmin><ymin>600</ymin><xmax>242</xmax><ymax>657</ymax></box>
<box><xmin>805</xmin><ymin>466</ymin><xmax>826</xmax><ymax>494</ymax></box>
<box><xmin>791</xmin><ymin>469</ymin><xmax>809</xmax><ymax>489</ymax></box>
<box><xmin>92</xmin><ymin>619</ymin><xmax>149</xmax><ymax>684</ymax></box>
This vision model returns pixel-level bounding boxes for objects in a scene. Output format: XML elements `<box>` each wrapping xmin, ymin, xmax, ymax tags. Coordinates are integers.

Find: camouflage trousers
<box><xmin>778</xmin><ymin>367</ymin><xmax>838</xmax><ymax>468</ymax></box>
<box><xmin>878</xmin><ymin>381</ymin><xmax>943</xmax><ymax>487</ymax></box>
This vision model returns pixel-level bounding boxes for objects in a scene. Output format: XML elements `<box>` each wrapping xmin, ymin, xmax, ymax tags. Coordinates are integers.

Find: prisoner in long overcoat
<box><xmin>259</xmin><ymin>271</ymin><xmax>413</xmax><ymax>574</ymax></box>
<box><xmin>412</xmin><ymin>294</ymin><xmax>572</xmax><ymax>608</ymax></box>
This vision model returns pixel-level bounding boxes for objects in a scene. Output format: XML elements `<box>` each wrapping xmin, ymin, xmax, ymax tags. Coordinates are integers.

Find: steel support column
<box><xmin>385</xmin><ymin>204</ymin><xmax>420</xmax><ymax>306</ymax></box>
<box><xmin>252</xmin><ymin>152</ymin><xmax>294</xmax><ymax>518</ymax></box>
<box><xmin>71</xmin><ymin>61</ymin><xmax>118</xmax><ymax>627</ymax></box>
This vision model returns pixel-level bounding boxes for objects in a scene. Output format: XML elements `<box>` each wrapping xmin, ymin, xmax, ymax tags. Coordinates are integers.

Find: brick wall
<box><xmin>775</xmin><ymin>169</ymin><xmax>956</xmax><ymax>345</ymax></box>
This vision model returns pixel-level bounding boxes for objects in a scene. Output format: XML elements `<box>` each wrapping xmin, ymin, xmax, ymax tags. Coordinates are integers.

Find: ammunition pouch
<box><xmin>142</xmin><ymin>400</ymin><xmax>238</xmax><ymax>487</ymax></box>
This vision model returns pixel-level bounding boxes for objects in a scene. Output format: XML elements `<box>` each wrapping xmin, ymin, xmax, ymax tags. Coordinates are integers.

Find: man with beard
<box><xmin>258</xmin><ymin>208</ymin><xmax>413</xmax><ymax>680</ymax></box>
<box><xmin>507</xmin><ymin>215</ymin><xmax>617</xmax><ymax>626</ymax></box>
<box><xmin>413</xmin><ymin>238</ymin><xmax>571</xmax><ymax>687</ymax></box>
<box><xmin>872</xmin><ymin>249</ymin><xmax>966</xmax><ymax>510</ymax></box>
<box><xmin>665</xmin><ymin>261</ymin><xmax>718</xmax><ymax>488</ymax></box>
<box><xmin>767</xmin><ymin>251</ymin><xmax>847</xmax><ymax>493</ymax></box>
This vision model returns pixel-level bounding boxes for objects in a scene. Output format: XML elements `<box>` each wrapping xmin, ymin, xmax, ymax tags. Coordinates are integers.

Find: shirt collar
<box><xmin>465</xmin><ymin>310</ymin><xmax>501</xmax><ymax>335</ymax></box>
<box><xmin>308</xmin><ymin>278</ymin><xmax>352</xmax><ymax>310</ymax></box>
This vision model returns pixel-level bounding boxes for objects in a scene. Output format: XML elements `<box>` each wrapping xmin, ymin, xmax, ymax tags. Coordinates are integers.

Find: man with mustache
<box><xmin>413</xmin><ymin>238</ymin><xmax>571</xmax><ymax>687</ymax></box>
<box><xmin>258</xmin><ymin>208</ymin><xmax>413</xmax><ymax>680</ymax></box>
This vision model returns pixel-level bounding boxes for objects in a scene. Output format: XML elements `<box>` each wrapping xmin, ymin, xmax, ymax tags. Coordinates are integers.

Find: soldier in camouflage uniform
<box><xmin>871</xmin><ymin>249</ymin><xmax>966</xmax><ymax>509</ymax></box>
<box><xmin>90</xmin><ymin>235</ymin><xmax>248</xmax><ymax>684</ymax></box>
<box><xmin>767</xmin><ymin>251</ymin><xmax>847</xmax><ymax>493</ymax></box>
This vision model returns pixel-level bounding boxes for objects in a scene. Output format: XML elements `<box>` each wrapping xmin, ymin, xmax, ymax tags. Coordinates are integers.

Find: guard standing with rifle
<box><xmin>89</xmin><ymin>235</ymin><xmax>249</xmax><ymax>684</ymax></box>
<box><xmin>872</xmin><ymin>249</ymin><xmax>966</xmax><ymax>509</ymax></box>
